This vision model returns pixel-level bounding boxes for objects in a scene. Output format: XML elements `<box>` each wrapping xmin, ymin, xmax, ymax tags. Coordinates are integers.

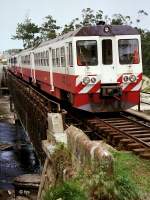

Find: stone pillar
<box><xmin>37</xmin><ymin>113</ymin><xmax>67</xmax><ymax>200</ymax></box>
<box><xmin>47</xmin><ymin>113</ymin><xmax>67</xmax><ymax>144</ymax></box>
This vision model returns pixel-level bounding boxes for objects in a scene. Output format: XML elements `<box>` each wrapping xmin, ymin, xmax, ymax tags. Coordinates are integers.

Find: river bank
<box><xmin>0</xmin><ymin>96</ymin><xmax>40</xmax><ymax>199</ymax></box>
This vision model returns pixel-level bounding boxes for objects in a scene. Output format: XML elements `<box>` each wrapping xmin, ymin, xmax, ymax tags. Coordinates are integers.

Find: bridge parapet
<box><xmin>37</xmin><ymin>113</ymin><xmax>113</xmax><ymax>200</ymax></box>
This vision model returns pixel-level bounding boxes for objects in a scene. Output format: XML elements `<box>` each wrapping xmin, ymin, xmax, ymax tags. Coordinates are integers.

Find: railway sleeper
<box><xmin>114</xmin><ymin>124</ymin><xmax>141</xmax><ymax>128</ymax></box>
<box><xmin>138</xmin><ymin>137</ymin><xmax>150</xmax><ymax>141</ymax></box>
<box><xmin>132</xmin><ymin>148</ymin><xmax>147</xmax><ymax>155</ymax></box>
<box><xmin>127</xmin><ymin>143</ymin><xmax>142</xmax><ymax>150</ymax></box>
<box><xmin>111</xmin><ymin>121</ymin><xmax>131</xmax><ymax>125</ymax></box>
<box><xmin>102</xmin><ymin>131</ymin><xmax>118</xmax><ymax>141</ymax></box>
<box><xmin>132</xmin><ymin>133</ymin><xmax>150</xmax><ymax>138</ymax></box>
<box><xmin>96</xmin><ymin>130</ymin><xmax>118</xmax><ymax>140</ymax></box>
<box><xmin>121</xmin><ymin>127</ymin><xmax>144</xmax><ymax>131</ymax></box>
<box><xmin>87</xmin><ymin>119</ymin><xmax>100</xmax><ymax>124</ymax></box>
<box><xmin>111</xmin><ymin>135</ymin><xmax>124</xmax><ymax>145</ymax></box>
<box><xmin>92</xmin><ymin>126</ymin><xmax>111</xmax><ymax>132</ymax></box>
<box><xmin>120</xmin><ymin>138</ymin><xmax>132</xmax><ymax>143</ymax></box>
<box><xmin>127</xmin><ymin>130</ymin><xmax>150</xmax><ymax>134</ymax></box>
<box><xmin>140</xmin><ymin>152</ymin><xmax>150</xmax><ymax>159</ymax></box>
<box><xmin>94</xmin><ymin>124</ymin><xmax>107</xmax><ymax>129</ymax></box>
<box><xmin>112</xmin><ymin>135</ymin><xmax>124</xmax><ymax>140</ymax></box>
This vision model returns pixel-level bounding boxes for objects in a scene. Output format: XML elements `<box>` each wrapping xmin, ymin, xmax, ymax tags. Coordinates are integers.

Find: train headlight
<box><xmin>123</xmin><ymin>75</ymin><xmax>129</xmax><ymax>83</ymax></box>
<box><xmin>91</xmin><ymin>77</ymin><xmax>96</xmax><ymax>83</ymax></box>
<box><xmin>129</xmin><ymin>75</ymin><xmax>137</xmax><ymax>82</ymax></box>
<box><xmin>83</xmin><ymin>77</ymin><xmax>90</xmax><ymax>84</ymax></box>
<box><xmin>104</xmin><ymin>26</ymin><xmax>110</xmax><ymax>33</ymax></box>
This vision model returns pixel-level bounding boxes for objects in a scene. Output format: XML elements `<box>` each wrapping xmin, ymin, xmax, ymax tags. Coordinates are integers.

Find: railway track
<box><xmin>65</xmin><ymin>111</ymin><xmax>150</xmax><ymax>159</ymax></box>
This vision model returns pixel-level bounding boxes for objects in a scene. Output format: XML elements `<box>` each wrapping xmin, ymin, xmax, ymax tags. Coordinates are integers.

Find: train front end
<box><xmin>72</xmin><ymin>25</ymin><xmax>142</xmax><ymax>112</ymax></box>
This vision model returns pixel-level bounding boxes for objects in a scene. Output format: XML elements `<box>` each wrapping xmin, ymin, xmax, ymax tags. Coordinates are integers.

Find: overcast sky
<box><xmin>1</xmin><ymin>0</ymin><xmax>150</xmax><ymax>51</ymax></box>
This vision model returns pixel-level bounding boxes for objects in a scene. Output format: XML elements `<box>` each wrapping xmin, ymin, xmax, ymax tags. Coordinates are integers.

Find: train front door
<box><xmin>100</xmin><ymin>38</ymin><xmax>117</xmax><ymax>84</ymax></box>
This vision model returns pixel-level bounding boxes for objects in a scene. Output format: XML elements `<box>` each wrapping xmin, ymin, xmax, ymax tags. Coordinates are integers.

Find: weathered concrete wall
<box><xmin>37</xmin><ymin>113</ymin><xmax>113</xmax><ymax>200</ymax></box>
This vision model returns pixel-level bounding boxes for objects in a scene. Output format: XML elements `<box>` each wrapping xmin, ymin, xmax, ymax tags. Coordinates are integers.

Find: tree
<box><xmin>12</xmin><ymin>17</ymin><xmax>40</xmax><ymax>48</ymax></box>
<box><xmin>40</xmin><ymin>15</ymin><xmax>60</xmax><ymax>40</ymax></box>
<box><xmin>61</xmin><ymin>9</ymin><xmax>104</xmax><ymax>35</ymax></box>
<box><xmin>111</xmin><ymin>14</ymin><xmax>132</xmax><ymax>25</ymax></box>
<box><xmin>80</xmin><ymin>8</ymin><xmax>95</xmax><ymax>26</ymax></box>
<box><xmin>136</xmin><ymin>9</ymin><xmax>148</xmax><ymax>27</ymax></box>
<box><xmin>61</xmin><ymin>18</ymin><xmax>81</xmax><ymax>35</ymax></box>
<box><xmin>95</xmin><ymin>10</ymin><xmax>104</xmax><ymax>25</ymax></box>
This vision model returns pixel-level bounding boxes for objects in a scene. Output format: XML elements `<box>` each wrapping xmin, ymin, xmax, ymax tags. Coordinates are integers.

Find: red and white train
<box><xmin>8</xmin><ymin>24</ymin><xmax>142</xmax><ymax>112</ymax></box>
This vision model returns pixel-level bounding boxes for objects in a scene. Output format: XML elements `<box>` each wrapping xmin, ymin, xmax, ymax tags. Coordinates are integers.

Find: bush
<box><xmin>44</xmin><ymin>180</ymin><xmax>87</xmax><ymax>200</ymax></box>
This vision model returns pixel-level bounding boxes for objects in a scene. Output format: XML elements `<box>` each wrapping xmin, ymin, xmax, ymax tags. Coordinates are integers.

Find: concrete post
<box><xmin>47</xmin><ymin>113</ymin><xmax>67</xmax><ymax>144</ymax></box>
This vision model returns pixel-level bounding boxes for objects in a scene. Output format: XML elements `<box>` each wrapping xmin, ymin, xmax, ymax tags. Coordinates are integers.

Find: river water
<box><xmin>0</xmin><ymin>100</ymin><xmax>40</xmax><ymax>189</ymax></box>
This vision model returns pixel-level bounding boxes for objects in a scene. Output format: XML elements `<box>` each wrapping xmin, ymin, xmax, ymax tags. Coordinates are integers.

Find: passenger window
<box><xmin>46</xmin><ymin>51</ymin><xmax>49</xmax><ymax>66</ymax></box>
<box><xmin>60</xmin><ymin>47</ymin><xmax>66</xmax><ymax>67</ymax></box>
<box><xmin>102</xmin><ymin>40</ymin><xmax>113</xmax><ymax>65</ymax></box>
<box><xmin>68</xmin><ymin>43</ymin><xmax>73</xmax><ymax>67</ymax></box>
<box><xmin>56</xmin><ymin>48</ymin><xmax>60</xmax><ymax>67</ymax></box>
<box><xmin>52</xmin><ymin>49</ymin><xmax>56</xmax><ymax>67</ymax></box>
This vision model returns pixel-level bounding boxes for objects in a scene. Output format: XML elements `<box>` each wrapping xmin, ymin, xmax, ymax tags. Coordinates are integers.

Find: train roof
<box><xmin>75</xmin><ymin>25</ymin><xmax>139</xmax><ymax>36</ymax></box>
<box><xmin>38</xmin><ymin>25</ymin><xmax>139</xmax><ymax>48</ymax></box>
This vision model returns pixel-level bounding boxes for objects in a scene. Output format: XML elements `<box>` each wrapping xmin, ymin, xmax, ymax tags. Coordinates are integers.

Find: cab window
<box><xmin>76</xmin><ymin>40</ymin><xmax>98</xmax><ymax>66</ymax></box>
<box><xmin>118</xmin><ymin>39</ymin><xmax>139</xmax><ymax>64</ymax></box>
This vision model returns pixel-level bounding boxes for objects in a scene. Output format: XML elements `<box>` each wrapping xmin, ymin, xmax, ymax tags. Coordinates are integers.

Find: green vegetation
<box><xmin>44</xmin><ymin>144</ymin><xmax>150</xmax><ymax>200</ymax></box>
<box><xmin>112</xmin><ymin>151</ymin><xmax>150</xmax><ymax>196</ymax></box>
<box><xmin>79</xmin><ymin>156</ymin><xmax>141</xmax><ymax>200</ymax></box>
<box><xmin>44</xmin><ymin>180</ymin><xmax>87</xmax><ymax>200</ymax></box>
<box><xmin>143</xmin><ymin>65</ymin><xmax>150</xmax><ymax>79</ymax></box>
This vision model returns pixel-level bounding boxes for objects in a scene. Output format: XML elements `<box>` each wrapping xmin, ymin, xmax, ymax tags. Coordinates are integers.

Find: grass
<box><xmin>44</xmin><ymin>180</ymin><xmax>87</xmax><ymax>200</ymax></box>
<box><xmin>112</xmin><ymin>151</ymin><xmax>150</xmax><ymax>198</ymax></box>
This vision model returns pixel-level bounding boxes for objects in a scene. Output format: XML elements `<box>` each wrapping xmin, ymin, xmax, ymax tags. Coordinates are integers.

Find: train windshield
<box><xmin>76</xmin><ymin>40</ymin><xmax>98</xmax><ymax>66</ymax></box>
<box><xmin>118</xmin><ymin>39</ymin><xmax>139</xmax><ymax>64</ymax></box>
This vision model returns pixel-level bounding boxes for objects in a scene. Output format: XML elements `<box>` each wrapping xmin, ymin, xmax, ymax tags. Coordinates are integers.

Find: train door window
<box><xmin>40</xmin><ymin>52</ymin><xmax>43</xmax><ymax>66</ymax></box>
<box><xmin>56</xmin><ymin>48</ymin><xmax>60</xmax><ymax>67</ymax></box>
<box><xmin>28</xmin><ymin>55</ymin><xmax>30</xmax><ymax>65</ymax></box>
<box><xmin>76</xmin><ymin>40</ymin><xmax>98</xmax><ymax>66</ymax></box>
<box><xmin>68</xmin><ymin>43</ymin><xmax>73</xmax><ymax>67</ymax></box>
<box><xmin>34</xmin><ymin>54</ymin><xmax>37</xmax><ymax>66</ymax></box>
<box><xmin>14</xmin><ymin>57</ymin><xmax>17</xmax><ymax>64</ymax></box>
<box><xmin>46</xmin><ymin>51</ymin><xmax>49</xmax><ymax>66</ymax></box>
<box><xmin>52</xmin><ymin>49</ymin><xmax>56</xmax><ymax>67</ymax></box>
<box><xmin>102</xmin><ymin>39</ymin><xmax>113</xmax><ymax>65</ymax></box>
<box><xmin>25</xmin><ymin>55</ymin><xmax>27</xmax><ymax>64</ymax></box>
<box><xmin>43</xmin><ymin>51</ymin><xmax>46</xmax><ymax>66</ymax></box>
<box><xmin>60</xmin><ymin>47</ymin><xmax>66</xmax><ymax>67</ymax></box>
<box><xmin>41</xmin><ymin>52</ymin><xmax>43</xmax><ymax>66</ymax></box>
<box><xmin>118</xmin><ymin>39</ymin><xmax>139</xmax><ymax>64</ymax></box>
<box><xmin>38</xmin><ymin>53</ymin><xmax>40</xmax><ymax>66</ymax></box>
